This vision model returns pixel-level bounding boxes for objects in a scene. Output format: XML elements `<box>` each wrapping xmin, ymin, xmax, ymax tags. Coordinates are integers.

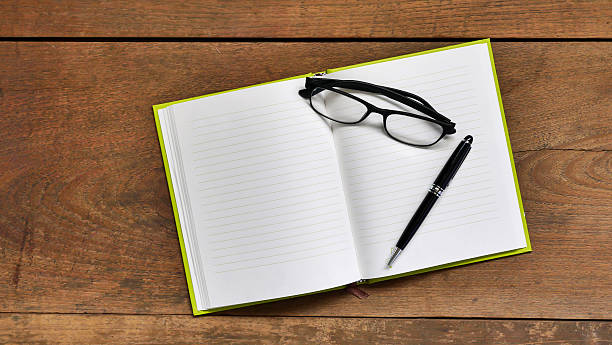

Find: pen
<box><xmin>386</xmin><ymin>135</ymin><xmax>473</xmax><ymax>268</ymax></box>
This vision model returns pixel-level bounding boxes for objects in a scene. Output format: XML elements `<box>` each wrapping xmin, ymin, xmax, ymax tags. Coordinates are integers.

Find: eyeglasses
<box><xmin>299</xmin><ymin>77</ymin><xmax>456</xmax><ymax>147</ymax></box>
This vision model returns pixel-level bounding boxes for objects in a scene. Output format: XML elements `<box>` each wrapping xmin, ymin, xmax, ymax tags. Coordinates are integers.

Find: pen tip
<box><xmin>464</xmin><ymin>135</ymin><xmax>473</xmax><ymax>144</ymax></box>
<box><xmin>386</xmin><ymin>247</ymin><xmax>402</xmax><ymax>269</ymax></box>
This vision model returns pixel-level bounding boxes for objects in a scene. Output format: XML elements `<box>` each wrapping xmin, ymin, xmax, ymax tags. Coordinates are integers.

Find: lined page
<box><xmin>326</xmin><ymin>43</ymin><xmax>527</xmax><ymax>279</ymax></box>
<box><xmin>163</xmin><ymin>78</ymin><xmax>360</xmax><ymax>309</ymax></box>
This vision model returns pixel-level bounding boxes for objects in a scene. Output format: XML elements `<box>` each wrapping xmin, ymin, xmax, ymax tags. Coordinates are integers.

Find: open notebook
<box><xmin>153</xmin><ymin>39</ymin><xmax>531</xmax><ymax>315</ymax></box>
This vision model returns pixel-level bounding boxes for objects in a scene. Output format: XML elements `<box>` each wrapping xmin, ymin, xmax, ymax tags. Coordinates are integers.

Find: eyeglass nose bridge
<box><xmin>365</xmin><ymin>106</ymin><xmax>394</xmax><ymax>118</ymax></box>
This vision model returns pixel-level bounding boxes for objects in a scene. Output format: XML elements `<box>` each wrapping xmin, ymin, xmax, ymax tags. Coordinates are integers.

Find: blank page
<box><xmin>158</xmin><ymin>78</ymin><xmax>360</xmax><ymax>310</ymax></box>
<box><xmin>326</xmin><ymin>43</ymin><xmax>527</xmax><ymax>279</ymax></box>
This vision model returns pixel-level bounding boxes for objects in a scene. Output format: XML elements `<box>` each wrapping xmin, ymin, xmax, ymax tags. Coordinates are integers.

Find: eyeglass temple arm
<box><xmin>378</xmin><ymin>84</ymin><xmax>455</xmax><ymax>123</ymax></box>
<box><xmin>322</xmin><ymin>79</ymin><xmax>452</xmax><ymax>123</ymax></box>
<box><xmin>300</xmin><ymin>78</ymin><xmax>454</xmax><ymax>124</ymax></box>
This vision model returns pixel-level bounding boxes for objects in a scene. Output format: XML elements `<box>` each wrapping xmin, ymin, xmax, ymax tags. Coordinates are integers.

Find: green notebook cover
<box><xmin>152</xmin><ymin>38</ymin><xmax>531</xmax><ymax>315</ymax></box>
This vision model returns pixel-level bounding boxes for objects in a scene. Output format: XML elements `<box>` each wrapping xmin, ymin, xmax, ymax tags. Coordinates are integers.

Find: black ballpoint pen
<box><xmin>386</xmin><ymin>135</ymin><xmax>473</xmax><ymax>268</ymax></box>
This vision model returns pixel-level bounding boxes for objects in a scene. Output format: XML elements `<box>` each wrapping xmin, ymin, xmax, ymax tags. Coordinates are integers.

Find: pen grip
<box><xmin>396</xmin><ymin>192</ymin><xmax>438</xmax><ymax>249</ymax></box>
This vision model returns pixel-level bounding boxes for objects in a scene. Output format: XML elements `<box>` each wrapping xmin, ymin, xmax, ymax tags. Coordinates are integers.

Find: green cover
<box><xmin>152</xmin><ymin>38</ymin><xmax>531</xmax><ymax>315</ymax></box>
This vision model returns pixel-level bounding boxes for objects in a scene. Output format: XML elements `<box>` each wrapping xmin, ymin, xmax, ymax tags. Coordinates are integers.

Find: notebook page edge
<box><xmin>153</xmin><ymin>106</ymin><xmax>206</xmax><ymax>314</ymax></box>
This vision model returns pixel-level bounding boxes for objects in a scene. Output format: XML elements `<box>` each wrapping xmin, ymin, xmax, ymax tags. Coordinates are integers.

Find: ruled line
<box><xmin>207</xmin><ymin>208</ymin><xmax>342</xmax><ymax>237</ymax></box>
<box><xmin>201</xmin><ymin>185</ymin><xmax>332</xmax><ymax>210</ymax></box>
<box><xmin>211</xmin><ymin>234</ymin><xmax>344</xmax><ymax>259</ymax></box>
<box><xmin>350</xmin><ymin>172</ymin><xmax>492</xmax><ymax>204</ymax></box>
<box><xmin>360</xmin><ymin>217</ymin><xmax>499</xmax><ymax>247</ymax></box>
<box><xmin>356</xmin><ymin>198</ymin><xmax>496</xmax><ymax>227</ymax></box>
<box><xmin>201</xmin><ymin>185</ymin><xmax>335</xmax><ymax>214</ymax></box>
<box><xmin>339</xmin><ymin>136</ymin><xmax>487</xmax><ymax>166</ymax></box>
<box><xmin>394</xmin><ymin>72</ymin><xmax>470</xmax><ymax>90</ymax></box>
<box><xmin>193</xmin><ymin>124</ymin><xmax>328</xmax><ymax>154</ymax></box>
<box><xmin>351</xmin><ymin>184</ymin><xmax>493</xmax><ymax>205</ymax></box>
<box><xmin>191</xmin><ymin>99</ymin><xmax>298</xmax><ymax>124</ymax></box>
<box><xmin>348</xmin><ymin>175</ymin><xmax>492</xmax><ymax>199</ymax></box>
<box><xmin>195</xmin><ymin>108</ymin><xmax>299</xmax><ymax>131</ymax></box>
<box><xmin>210</xmin><ymin>230</ymin><xmax>345</xmax><ymax>258</ymax></box>
<box><xmin>414</xmin><ymin>80</ymin><xmax>471</xmax><ymax>95</ymax></box>
<box><xmin>353</xmin><ymin>198</ymin><xmax>495</xmax><ymax>228</ymax></box>
<box><xmin>196</xmin><ymin>155</ymin><xmax>331</xmax><ymax>179</ymax></box>
<box><xmin>425</xmin><ymin>95</ymin><xmax>474</xmax><ymax>106</ymax></box>
<box><xmin>427</xmin><ymin>87</ymin><xmax>475</xmax><ymax>99</ymax></box>
<box><xmin>201</xmin><ymin>192</ymin><xmax>341</xmax><ymax>223</ymax></box>
<box><xmin>213</xmin><ymin>240</ymin><xmax>347</xmax><ymax>267</ymax></box>
<box><xmin>341</xmin><ymin>135</ymin><xmax>486</xmax><ymax>162</ymax></box>
<box><xmin>346</xmin><ymin>161</ymin><xmax>489</xmax><ymax>187</ymax></box>
<box><xmin>200</xmin><ymin>178</ymin><xmax>337</xmax><ymax>207</ymax></box>
<box><xmin>195</xmin><ymin>148</ymin><xmax>331</xmax><ymax>174</ymax></box>
<box><xmin>194</xmin><ymin>108</ymin><xmax>309</xmax><ymax>135</ymax></box>
<box><xmin>340</xmin><ymin>133</ymin><xmax>483</xmax><ymax>159</ymax></box>
<box><xmin>215</xmin><ymin>247</ymin><xmax>349</xmax><ymax>274</ymax></box>
<box><xmin>340</xmin><ymin>139</ymin><xmax>488</xmax><ymax>165</ymax></box>
<box><xmin>192</xmin><ymin>117</ymin><xmax>316</xmax><ymax>147</ymax></box>
<box><xmin>194</xmin><ymin>141</ymin><xmax>329</xmax><ymax>169</ymax></box>
<box><xmin>356</xmin><ymin>209</ymin><xmax>497</xmax><ymax>240</ymax></box>
<box><xmin>198</xmin><ymin>162</ymin><xmax>332</xmax><ymax>191</ymax></box>
<box><xmin>193</xmin><ymin>132</ymin><xmax>328</xmax><ymax>158</ymax></box>
<box><xmin>208</xmin><ymin>200</ymin><xmax>343</xmax><ymax>230</ymax></box>
<box><xmin>351</xmin><ymin>193</ymin><xmax>496</xmax><ymax>228</ymax></box>
<box><xmin>344</xmin><ymin>155</ymin><xmax>487</xmax><ymax>180</ymax></box>
<box><xmin>199</xmin><ymin>169</ymin><xmax>333</xmax><ymax>195</ymax></box>
<box><xmin>380</xmin><ymin>65</ymin><xmax>469</xmax><ymax>85</ymax></box>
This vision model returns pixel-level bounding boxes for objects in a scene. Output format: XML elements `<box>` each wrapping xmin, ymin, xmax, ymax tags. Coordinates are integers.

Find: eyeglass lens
<box><xmin>310</xmin><ymin>86</ymin><xmax>444</xmax><ymax>146</ymax></box>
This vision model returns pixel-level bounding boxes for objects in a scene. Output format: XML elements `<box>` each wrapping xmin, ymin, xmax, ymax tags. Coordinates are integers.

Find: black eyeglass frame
<box><xmin>299</xmin><ymin>77</ymin><xmax>456</xmax><ymax>147</ymax></box>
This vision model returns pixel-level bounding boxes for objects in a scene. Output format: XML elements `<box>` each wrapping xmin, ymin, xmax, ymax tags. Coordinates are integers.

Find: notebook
<box><xmin>153</xmin><ymin>39</ymin><xmax>531</xmax><ymax>315</ymax></box>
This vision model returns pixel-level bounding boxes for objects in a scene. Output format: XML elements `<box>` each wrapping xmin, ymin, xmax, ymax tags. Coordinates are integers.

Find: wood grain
<box><xmin>1</xmin><ymin>314</ymin><xmax>611</xmax><ymax>345</ymax></box>
<box><xmin>1</xmin><ymin>1</ymin><xmax>611</xmax><ymax>38</ymax></box>
<box><xmin>0</xmin><ymin>42</ymin><xmax>610</xmax><ymax>318</ymax></box>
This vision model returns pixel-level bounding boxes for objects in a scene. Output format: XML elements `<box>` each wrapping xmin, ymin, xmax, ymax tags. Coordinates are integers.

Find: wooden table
<box><xmin>1</xmin><ymin>1</ymin><xmax>611</xmax><ymax>344</ymax></box>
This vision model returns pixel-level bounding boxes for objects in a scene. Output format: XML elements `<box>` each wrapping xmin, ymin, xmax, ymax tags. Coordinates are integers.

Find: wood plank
<box><xmin>1</xmin><ymin>314</ymin><xmax>611</xmax><ymax>345</ymax></box>
<box><xmin>2</xmin><ymin>42</ymin><xmax>608</xmax><ymax>150</ymax></box>
<box><xmin>0</xmin><ymin>42</ymin><xmax>610</xmax><ymax>318</ymax></box>
<box><xmin>1</xmin><ymin>1</ymin><xmax>611</xmax><ymax>38</ymax></box>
